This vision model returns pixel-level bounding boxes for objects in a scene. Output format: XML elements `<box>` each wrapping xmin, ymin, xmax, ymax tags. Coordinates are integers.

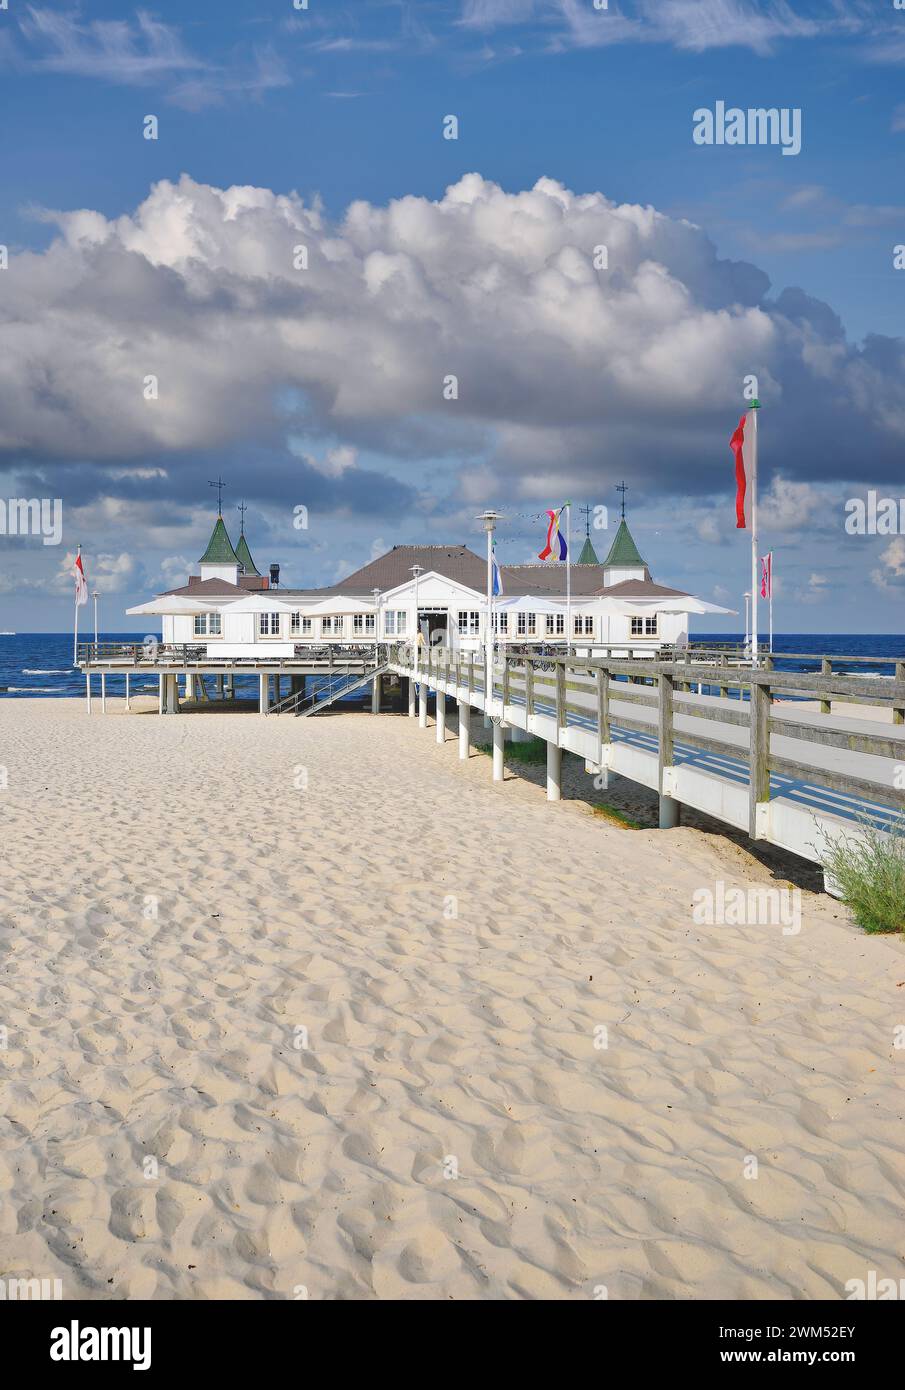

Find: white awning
<box><xmin>220</xmin><ymin>593</ymin><xmax>300</xmax><ymax>614</ymax></box>
<box><xmin>125</xmin><ymin>596</ymin><xmax>211</xmax><ymax>616</ymax></box>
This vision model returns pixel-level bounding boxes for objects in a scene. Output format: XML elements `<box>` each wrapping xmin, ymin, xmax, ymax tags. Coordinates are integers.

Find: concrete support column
<box><xmin>436</xmin><ymin>690</ymin><xmax>446</xmax><ymax>743</ymax></box>
<box><xmin>184</xmin><ymin>673</ymin><xmax>192</xmax><ymax>701</ymax></box>
<box><xmin>100</xmin><ymin>673</ymin><xmax>107</xmax><ymax>714</ymax></box>
<box><xmin>458</xmin><ymin>702</ymin><xmax>470</xmax><ymax>760</ymax></box>
<box><xmin>259</xmin><ymin>672</ymin><xmax>268</xmax><ymax>715</ymax></box>
<box><xmin>372</xmin><ymin>674</ymin><xmax>381</xmax><ymax>715</ymax></box>
<box><xmin>86</xmin><ymin>671</ymin><xmax>92</xmax><ymax>714</ymax></box>
<box><xmin>407</xmin><ymin>678</ymin><xmax>416</xmax><ymax>718</ymax></box>
<box><xmin>217</xmin><ymin>674</ymin><xmax>224</xmax><ymax>699</ymax></box>
<box><xmin>511</xmin><ymin>725</ymin><xmax>530</xmax><ymax>743</ymax></box>
<box><xmin>659</xmin><ymin>795</ymin><xmax>680</xmax><ymax>829</ymax></box>
<box><xmin>418</xmin><ymin>683</ymin><xmax>428</xmax><ymax>729</ymax></box>
<box><xmin>274</xmin><ymin>675</ymin><xmax>282</xmax><ymax>705</ymax></box>
<box><xmin>163</xmin><ymin>673</ymin><xmax>180</xmax><ymax>714</ymax></box>
<box><xmin>546</xmin><ymin>740</ymin><xmax>562</xmax><ymax>801</ymax></box>
<box><xmin>157</xmin><ymin>673</ymin><xmax>163</xmax><ymax>715</ymax></box>
<box><xmin>492</xmin><ymin>721</ymin><xmax>505</xmax><ymax>782</ymax></box>
<box><xmin>483</xmin><ymin>714</ymin><xmax>492</xmax><ymax>729</ymax></box>
<box><xmin>125</xmin><ymin>672</ymin><xmax>131</xmax><ymax>711</ymax></box>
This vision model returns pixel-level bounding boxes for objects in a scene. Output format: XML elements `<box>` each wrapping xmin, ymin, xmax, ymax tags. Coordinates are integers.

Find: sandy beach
<box><xmin>0</xmin><ymin>697</ymin><xmax>903</xmax><ymax>1301</ymax></box>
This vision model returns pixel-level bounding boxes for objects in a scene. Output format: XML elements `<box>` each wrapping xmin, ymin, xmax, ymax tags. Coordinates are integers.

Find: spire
<box><xmin>235</xmin><ymin>531</ymin><xmax>261</xmax><ymax>577</ymax></box>
<box><xmin>602</xmin><ymin>518</ymin><xmax>646</xmax><ymax>569</ymax></box>
<box><xmin>578</xmin><ymin>533</ymin><xmax>600</xmax><ymax>565</ymax></box>
<box><xmin>198</xmin><ymin>515</ymin><xmax>240</xmax><ymax>566</ymax></box>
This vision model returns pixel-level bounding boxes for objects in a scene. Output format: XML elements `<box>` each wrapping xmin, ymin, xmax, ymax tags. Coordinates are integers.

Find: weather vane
<box><xmin>237</xmin><ymin>500</ymin><xmax>248</xmax><ymax>535</ymax></box>
<box><xmin>616</xmin><ymin>481</ymin><xmax>628</xmax><ymax>520</ymax></box>
<box><xmin>579</xmin><ymin>504</ymin><xmax>592</xmax><ymax>538</ymax></box>
<box><xmin>208</xmin><ymin>476</ymin><xmax>227</xmax><ymax>515</ymax></box>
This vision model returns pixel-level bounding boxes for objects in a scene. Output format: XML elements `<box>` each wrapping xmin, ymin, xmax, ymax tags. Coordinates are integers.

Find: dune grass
<box><xmin>819</xmin><ymin>816</ymin><xmax>905</xmax><ymax>934</ymax></box>
<box><xmin>474</xmin><ymin>737</ymin><xmax>548</xmax><ymax>765</ymax></box>
<box><xmin>591</xmin><ymin>802</ymin><xmax>643</xmax><ymax>830</ymax></box>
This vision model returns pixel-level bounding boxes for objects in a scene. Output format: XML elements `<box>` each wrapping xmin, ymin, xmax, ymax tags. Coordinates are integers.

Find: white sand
<box><xmin>0</xmin><ymin>697</ymin><xmax>903</xmax><ymax>1300</ymax></box>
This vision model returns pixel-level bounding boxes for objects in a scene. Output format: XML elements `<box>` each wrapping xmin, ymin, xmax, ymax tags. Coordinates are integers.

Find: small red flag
<box><xmin>730</xmin><ymin>415</ymin><xmax>746</xmax><ymax>528</ymax></box>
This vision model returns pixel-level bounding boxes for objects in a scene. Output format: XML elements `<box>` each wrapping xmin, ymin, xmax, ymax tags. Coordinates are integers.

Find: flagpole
<box><xmin>749</xmin><ymin>402</ymin><xmax>759</xmax><ymax>664</ymax></box>
<box><xmin>73</xmin><ymin>543</ymin><xmax>80</xmax><ymax>667</ymax></box>
<box><xmin>769</xmin><ymin>554</ymin><xmax>774</xmax><ymax>654</ymax></box>
<box><xmin>565</xmin><ymin>501</ymin><xmax>572</xmax><ymax>656</ymax></box>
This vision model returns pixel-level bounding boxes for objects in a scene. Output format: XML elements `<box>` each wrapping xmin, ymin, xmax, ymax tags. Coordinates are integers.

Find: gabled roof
<box><xmin>577</xmin><ymin>534</ymin><xmax>600</xmax><ymax>565</ymax></box>
<box><xmin>235</xmin><ymin>532</ymin><xmax>261</xmax><ymax>576</ymax></box>
<box><xmin>162</xmin><ymin>577</ymin><xmax>245</xmax><ymax>598</ymax></box>
<box><xmin>334</xmin><ymin>544</ymin><xmax>486</xmax><ymax>593</ymax></box>
<box><xmin>602</xmin><ymin>519</ymin><xmax>646</xmax><ymax>569</ymax></box>
<box><xmin>595</xmin><ymin>579</ymin><xmax>690</xmax><ymax>598</ymax></box>
<box><xmin>199</xmin><ymin>516</ymin><xmax>240</xmax><ymax>566</ymax></box>
<box><xmin>499</xmin><ymin>563</ymin><xmax>608</xmax><ymax>597</ymax></box>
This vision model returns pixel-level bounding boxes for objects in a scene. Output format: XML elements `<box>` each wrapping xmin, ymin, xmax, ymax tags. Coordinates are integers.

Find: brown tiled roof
<box><xmin>332</xmin><ymin>544</ymin><xmax>487</xmax><ymax>593</ymax></box>
<box><xmin>499</xmin><ymin>563</ymin><xmax>609</xmax><ymax>597</ymax></box>
<box><xmin>161</xmin><ymin>577</ymin><xmax>245</xmax><ymax>597</ymax></box>
<box><xmin>594</xmin><ymin>579</ymin><xmax>690</xmax><ymax>598</ymax></box>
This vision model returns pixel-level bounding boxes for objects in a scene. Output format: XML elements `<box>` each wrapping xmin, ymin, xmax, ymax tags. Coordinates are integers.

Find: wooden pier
<box><xmin>389</xmin><ymin>645</ymin><xmax>905</xmax><ymax>884</ymax></box>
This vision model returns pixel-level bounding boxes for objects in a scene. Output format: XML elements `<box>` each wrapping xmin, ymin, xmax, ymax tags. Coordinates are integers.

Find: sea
<box><xmin>0</xmin><ymin>632</ymin><xmax>902</xmax><ymax>698</ymax></box>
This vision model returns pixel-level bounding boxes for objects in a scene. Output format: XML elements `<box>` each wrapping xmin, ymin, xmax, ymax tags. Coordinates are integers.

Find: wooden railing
<box><xmin>392</xmin><ymin>645</ymin><xmax>905</xmax><ymax>832</ymax></box>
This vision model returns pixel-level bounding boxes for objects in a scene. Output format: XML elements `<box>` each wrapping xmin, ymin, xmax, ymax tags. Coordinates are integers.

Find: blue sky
<box><xmin>1</xmin><ymin>1</ymin><xmax>904</xmax><ymax>629</ymax></box>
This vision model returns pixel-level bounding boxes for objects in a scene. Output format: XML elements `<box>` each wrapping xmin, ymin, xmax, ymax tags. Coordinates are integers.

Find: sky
<box><xmin>0</xmin><ymin>0</ymin><xmax>904</xmax><ymax>632</ymax></box>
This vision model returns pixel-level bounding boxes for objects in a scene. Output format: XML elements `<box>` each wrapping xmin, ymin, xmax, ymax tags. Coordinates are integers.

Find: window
<box><xmin>517</xmin><ymin>612</ymin><xmax>526</xmax><ymax>635</ymax></box>
<box><xmin>396</xmin><ymin>611</ymin><xmax>407</xmax><ymax>634</ymax></box>
<box><xmin>630</xmin><ymin>616</ymin><xmax>658</xmax><ymax>637</ymax></box>
<box><xmin>574</xmin><ymin>615</ymin><xmax>594</xmax><ymax>636</ymax></box>
<box><xmin>556</xmin><ymin>613</ymin><xmax>565</xmax><ymax>635</ymax></box>
<box><xmin>527</xmin><ymin>612</ymin><xmax>536</xmax><ymax>636</ymax></box>
<box><xmin>322</xmin><ymin>616</ymin><xmax>337</xmax><ymax>636</ymax></box>
<box><xmin>492</xmin><ymin>613</ymin><xmax>508</xmax><ymax>635</ymax></box>
<box><xmin>630</xmin><ymin>617</ymin><xmax>643</xmax><ymax>636</ymax></box>
<box><xmin>385</xmin><ymin>610</ymin><xmax>396</xmax><ymax>636</ymax></box>
<box><xmin>458</xmin><ymin>610</ymin><xmax>480</xmax><ymax>635</ymax></box>
<box><xmin>193</xmin><ymin>612</ymin><xmax>221</xmax><ymax>637</ymax></box>
<box><xmin>545</xmin><ymin>614</ymin><xmax>555</xmax><ymax>636</ymax></box>
<box><xmin>259</xmin><ymin>612</ymin><xmax>281</xmax><ymax>637</ymax></box>
<box><xmin>290</xmin><ymin>611</ymin><xmax>301</xmax><ymax>635</ymax></box>
<box><xmin>353</xmin><ymin>614</ymin><xmax>377</xmax><ymax>635</ymax></box>
<box><xmin>302</xmin><ymin>617</ymin><xmax>312</xmax><ymax>634</ymax></box>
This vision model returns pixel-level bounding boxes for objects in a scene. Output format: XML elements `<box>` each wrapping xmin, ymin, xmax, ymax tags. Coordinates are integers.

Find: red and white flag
<box><xmin>760</xmin><ymin>552</ymin><xmax>772</xmax><ymax>599</ymax></box>
<box><xmin>71</xmin><ymin>550</ymin><xmax>88</xmax><ymax>606</ymax></box>
<box><xmin>730</xmin><ymin>414</ymin><xmax>747</xmax><ymax>528</ymax></box>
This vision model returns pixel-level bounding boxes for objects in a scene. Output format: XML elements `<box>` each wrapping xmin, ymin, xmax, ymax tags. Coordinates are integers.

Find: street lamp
<box><xmin>372</xmin><ymin>586</ymin><xmax>381</xmax><ymax>658</ymax></box>
<box><xmin>476</xmin><ymin>511</ymin><xmax>501</xmax><ymax>704</ymax></box>
<box><xmin>410</xmin><ymin>564</ymin><xmax>423</xmax><ymax>679</ymax></box>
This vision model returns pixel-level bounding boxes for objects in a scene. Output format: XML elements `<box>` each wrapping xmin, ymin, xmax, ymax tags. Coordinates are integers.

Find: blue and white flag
<box><xmin>491</xmin><ymin>543</ymin><xmax>503</xmax><ymax>596</ymax></box>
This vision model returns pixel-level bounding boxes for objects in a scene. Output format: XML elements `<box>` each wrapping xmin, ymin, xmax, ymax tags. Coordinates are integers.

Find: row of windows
<box><xmin>192</xmin><ymin>609</ymin><xmax>658</xmax><ymax>639</ymax></box>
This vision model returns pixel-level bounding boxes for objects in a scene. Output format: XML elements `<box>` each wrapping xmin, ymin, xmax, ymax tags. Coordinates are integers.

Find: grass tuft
<box><xmin>591</xmin><ymin>803</ymin><xmax>642</xmax><ymax>830</ymax></box>
<box><xmin>819</xmin><ymin>816</ymin><xmax>905</xmax><ymax>934</ymax></box>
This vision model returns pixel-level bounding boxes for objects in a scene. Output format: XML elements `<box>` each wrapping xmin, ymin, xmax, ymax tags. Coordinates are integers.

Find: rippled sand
<box><xmin>0</xmin><ymin>697</ymin><xmax>903</xmax><ymax>1300</ymax></box>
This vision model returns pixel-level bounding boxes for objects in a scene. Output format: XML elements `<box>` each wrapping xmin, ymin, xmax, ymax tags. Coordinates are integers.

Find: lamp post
<box><xmin>372</xmin><ymin>586</ymin><xmax>381</xmax><ymax>657</ymax></box>
<box><xmin>410</xmin><ymin>564</ymin><xmax>423</xmax><ymax>676</ymax></box>
<box><xmin>743</xmin><ymin>591</ymin><xmax>751</xmax><ymax>658</ymax></box>
<box><xmin>477</xmin><ymin>511</ymin><xmax>500</xmax><ymax>706</ymax></box>
<box><xmin>92</xmin><ymin>590</ymin><xmax>99</xmax><ymax>648</ymax></box>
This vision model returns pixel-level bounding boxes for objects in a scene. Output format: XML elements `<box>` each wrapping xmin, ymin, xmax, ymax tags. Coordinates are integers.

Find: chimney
<box><xmin>269</xmin><ymin>563</ymin><xmax>280</xmax><ymax>589</ymax></box>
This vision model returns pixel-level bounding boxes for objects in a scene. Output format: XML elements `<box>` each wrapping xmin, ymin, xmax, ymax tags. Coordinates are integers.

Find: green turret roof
<box><xmin>577</xmin><ymin>534</ymin><xmax>600</xmax><ymax>565</ymax></box>
<box><xmin>199</xmin><ymin>515</ymin><xmax>240</xmax><ymax>566</ymax></box>
<box><xmin>234</xmin><ymin>532</ymin><xmax>260</xmax><ymax>576</ymax></box>
<box><xmin>602</xmin><ymin>518</ymin><xmax>646</xmax><ymax>569</ymax></box>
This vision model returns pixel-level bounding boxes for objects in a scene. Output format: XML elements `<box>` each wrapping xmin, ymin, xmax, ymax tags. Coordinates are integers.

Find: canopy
<box><xmin>125</xmin><ymin>596</ymin><xmax>210</xmax><ymax>616</ymax></box>
<box><xmin>619</xmin><ymin>596</ymin><xmax>737</xmax><ymax>616</ymax></box>
<box><xmin>302</xmin><ymin>596</ymin><xmax>377</xmax><ymax>615</ymax></box>
<box><xmin>482</xmin><ymin>595</ymin><xmax>566</xmax><ymax>615</ymax></box>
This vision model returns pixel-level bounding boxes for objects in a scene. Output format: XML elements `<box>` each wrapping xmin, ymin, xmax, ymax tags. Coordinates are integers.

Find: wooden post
<box><xmin>526</xmin><ymin>661</ymin><xmax>535</xmax><ymax>719</ymax></box>
<box><xmin>748</xmin><ymin>676</ymin><xmax>771</xmax><ymax>839</ymax></box>
<box><xmin>895</xmin><ymin>661</ymin><xmax>905</xmax><ymax>726</ymax></box>
<box><xmin>555</xmin><ymin>661</ymin><xmax>566</xmax><ymax>729</ymax></box>
<box><xmin>157</xmin><ymin>673</ymin><xmax>163</xmax><ymax>715</ymax></box>
<box><xmin>820</xmin><ymin>656</ymin><xmax>831</xmax><ymax>715</ymax></box>
<box><xmin>658</xmin><ymin>670</ymin><xmax>679</xmax><ymax>828</ymax></box>
<box><xmin>458</xmin><ymin>702</ymin><xmax>470</xmax><ymax>760</ymax></box>
<box><xmin>546</xmin><ymin>739</ymin><xmax>562</xmax><ymax>801</ymax></box>
<box><xmin>125</xmin><ymin>671</ymin><xmax>130</xmax><ymax>711</ymax></box>
<box><xmin>100</xmin><ymin>672</ymin><xmax>107</xmax><ymax>713</ymax></box>
<box><xmin>501</xmin><ymin>657</ymin><xmax>510</xmax><ymax>712</ymax></box>
<box><xmin>596</xmin><ymin>665</ymin><xmax>610</xmax><ymax>748</ymax></box>
<box><xmin>86</xmin><ymin>671</ymin><xmax>92</xmax><ymax>714</ymax></box>
<box><xmin>719</xmin><ymin>654</ymin><xmax>728</xmax><ymax>700</ymax></box>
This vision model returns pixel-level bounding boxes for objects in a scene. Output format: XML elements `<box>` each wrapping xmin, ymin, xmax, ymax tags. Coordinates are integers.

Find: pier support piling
<box><xmin>418</xmin><ymin>683</ymin><xmax>428</xmax><ymax>728</ymax></box>
<box><xmin>407</xmin><ymin>678</ymin><xmax>416</xmax><ymax>717</ymax></box>
<box><xmin>436</xmin><ymin>690</ymin><xmax>446</xmax><ymax>743</ymax></box>
<box><xmin>371</xmin><ymin>674</ymin><xmax>382</xmax><ymax>715</ymax></box>
<box><xmin>259</xmin><ymin>673</ymin><xmax>268</xmax><ymax>715</ymax></box>
<box><xmin>125</xmin><ymin>672</ymin><xmax>130</xmax><ymax>711</ymax></box>
<box><xmin>100</xmin><ymin>673</ymin><xmax>107</xmax><ymax>714</ymax></box>
<box><xmin>86</xmin><ymin>672</ymin><xmax>92</xmax><ymax>714</ymax></box>
<box><xmin>546</xmin><ymin>740</ymin><xmax>562</xmax><ymax>801</ymax></box>
<box><xmin>458</xmin><ymin>702</ymin><xmax>470</xmax><ymax>760</ymax></box>
<box><xmin>492</xmin><ymin>721</ymin><xmax>505</xmax><ymax>782</ymax></box>
<box><xmin>157</xmin><ymin>673</ymin><xmax>163</xmax><ymax>715</ymax></box>
<box><xmin>658</xmin><ymin>795</ymin><xmax>680</xmax><ymax>829</ymax></box>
